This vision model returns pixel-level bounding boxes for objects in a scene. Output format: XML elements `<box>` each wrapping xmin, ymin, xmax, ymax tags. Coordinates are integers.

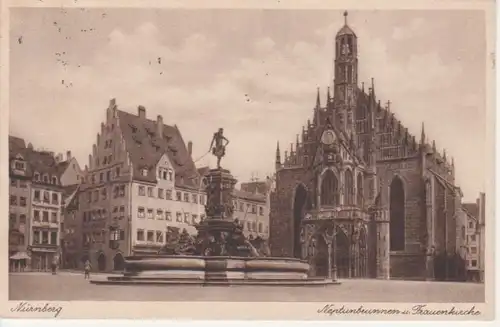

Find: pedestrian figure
<box><xmin>51</xmin><ymin>258</ymin><xmax>57</xmax><ymax>275</ymax></box>
<box><xmin>84</xmin><ymin>260</ymin><xmax>92</xmax><ymax>279</ymax></box>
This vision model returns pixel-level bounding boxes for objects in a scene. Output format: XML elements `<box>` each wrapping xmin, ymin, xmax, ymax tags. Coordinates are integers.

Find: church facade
<box><xmin>269</xmin><ymin>12</ymin><xmax>463</xmax><ymax>280</ymax></box>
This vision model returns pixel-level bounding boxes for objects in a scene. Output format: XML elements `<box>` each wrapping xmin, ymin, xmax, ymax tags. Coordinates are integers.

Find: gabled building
<box><xmin>8</xmin><ymin>136</ymin><xmax>83</xmax><ymax>271</ymax></box>
<box><xmin>77</xmin><ymin>101</ymin><xmax>206</xmax><ymax>272</ymax></box>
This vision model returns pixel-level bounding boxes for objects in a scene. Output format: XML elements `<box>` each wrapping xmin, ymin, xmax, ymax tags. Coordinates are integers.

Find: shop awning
<box><xmin>10</xmin><ymin>251</ymin><xmax>31</xmax><ymax>260</ymax></box>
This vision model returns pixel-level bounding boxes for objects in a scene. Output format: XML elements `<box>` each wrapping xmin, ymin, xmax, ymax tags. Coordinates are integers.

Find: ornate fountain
<box><xmin>92</xmin><ymin>128</ymin><xmax>336</xmax><ymax>286</ymax></box>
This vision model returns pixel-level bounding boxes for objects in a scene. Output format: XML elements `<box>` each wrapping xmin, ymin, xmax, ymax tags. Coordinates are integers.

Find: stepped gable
<box><xmin>117</xmin><ymin>109</ymin><xmax>198</xmax><ymax>188</ymax></box>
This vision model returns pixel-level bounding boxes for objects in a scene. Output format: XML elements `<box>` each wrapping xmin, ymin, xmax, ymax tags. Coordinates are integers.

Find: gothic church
<box><xmin>269</xmin><ymin>12</ymin><xmax>462</xmax><ymax>280</ymax></box>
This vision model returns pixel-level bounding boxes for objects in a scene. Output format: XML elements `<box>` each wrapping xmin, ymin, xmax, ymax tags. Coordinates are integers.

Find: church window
<box><xmin>389</xmin><ymin>176</ymin><xmax>405</xmax><ymax>251</ymax></box>
<box><xmin>357</xmin><ymin>173</ymin><xmax>364</xmax><ymax>206</ymax></box>
<box><xmin>320</xmin><ymin>170</ymin><xmax>339</xmax><ymax>206</ymax></box>
<box><xmin>344</xmin><ymin>169</ymin><xmax>354</xmax><ymax>205</ymax></box>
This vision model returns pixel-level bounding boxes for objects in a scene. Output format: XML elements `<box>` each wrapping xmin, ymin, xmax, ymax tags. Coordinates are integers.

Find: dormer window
<box><xmin>34</xmin><ymin>172</ymin><xmax>40</xmax><ymax>181</ymax></box>
<box><xmin>142</xmin><ymin>168</ymin><xmax>148</xmax><ymax>176</ymax></box>
<box><xmin>52</xmin><ymin>176</ymin><xmax>58</xmax><ymax>185</ymax></box>
<box><xmin>43</xmin><ymin>174</ymin><xmax>49</xmax><ymax>183</ymax></box>
<box><xmin>14</xmin><ymin>161</ymin><xmax>25</xmax><ymax>170</ymax></box>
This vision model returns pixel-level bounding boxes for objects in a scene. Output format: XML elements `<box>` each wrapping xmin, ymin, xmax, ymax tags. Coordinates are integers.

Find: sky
<box><xmin>9</xmin><ymin>8</ymin><xmax>487</xmax><ymax>201</ymax></box>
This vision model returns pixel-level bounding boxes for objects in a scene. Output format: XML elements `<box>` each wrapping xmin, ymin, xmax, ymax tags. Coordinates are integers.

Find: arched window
<box><xmin>320</xmin><ymin>170</ymin><xmax>338</xmax><ymax>206</ymax></box>
<box><xmin>389</xmin><ymin>176</ymin><xmax>405</xmax><ymax>251</ymax></box>
<box><xmin>344</xmin><ymin>169</ymin><xmax>354</xmax><ymax>205</ymax></box>
<box><xmin>357</xmin><ymin>173</ymin><xmax>364</xmax><ymax>206</ymax></box>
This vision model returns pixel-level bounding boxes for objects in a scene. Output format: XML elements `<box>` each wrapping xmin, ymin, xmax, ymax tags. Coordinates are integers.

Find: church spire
<box><xmin>275</xmin><ymin>142</ymin><xmax>281</xmax><ymax>169</ymax></box>
<box><xmin>316</xmin><ymin>87</ymin><xmax>321</xmax><ymax>109</ymax></box>
<box><xmin>420</xmin><ymin>122</ymin><xmax>426</xmax><ymax>144</ymax></box>
<box><xmin>344</xmin><ymin>10</ymin><xmax>348</xmax><ymax>25</ymax></box>
<box><xmin>326</xmin><ymin>86</ymin><xmax>331</xmax><ymax>106</ymax></box>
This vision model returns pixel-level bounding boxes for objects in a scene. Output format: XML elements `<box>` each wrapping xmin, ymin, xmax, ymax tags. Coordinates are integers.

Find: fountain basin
<box><xmin>91</xmin><ymin>255</ymin><xmax>340</xmax><ymax>286</ymax></box>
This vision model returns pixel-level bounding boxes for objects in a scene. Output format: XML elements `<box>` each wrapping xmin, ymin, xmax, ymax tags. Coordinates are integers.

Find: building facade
<box><xmin>8</xmin><ymin>136</ymin><xmax>83</xmax><ymax>271</ymax></box>
<box><xmin>457</xmin><ymin>193</ymin><xmax>486</xmax><ymax>282</ymax></box>
<box><xmin>76</xmin><ymin>101</ymin><xmax>271</xmax><ymax>272</ymax></box>
<box><xmin>269</xmin><ymin>12</ymin><xmax>464</xmax><ymax>280</ymax></box>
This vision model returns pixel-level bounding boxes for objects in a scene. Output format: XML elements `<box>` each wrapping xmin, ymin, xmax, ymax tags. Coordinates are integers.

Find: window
<box><xmin>100</xmin><ymin>172</ymin><xmax>104</xmax><ymax>182</ymax></box>
<box><xmin>251</xmin><ymin>205</ymin><xmax>257</xmax><ymax>214</ymax></box>
<box><xmin>147</xmin><ymin>209</ymin><xmax>154</xmax><ymax>219</ymax></box>
<box><xmin>10</xmin><ymin>195</ymin><xmax>17</xmax><ymax>206</ymax></box>
<box><xmin>247</xmin><ymin>222</ymin><xmax>252</xmax><ymax>231</ymax></box>
<box><xmin>116</xmin><ymin>167</ymin><xmax>121</xmax><ymax>177</ymax></box>
<box><xmin>147</xmin><ymin>231</ymin><xmax>154</xmax><ymax>242</ymax></box>
<box><xmin>33</xmin><ymin>231</ymin><xmax>40</xmax><ymax>244</ymax></box>
<box><xmin>471</xmin><ymin>260</ymin><xmax>477</xmax><ymax>267</ymax></box>
<box><xmin>200</xmin><ymin>195</ymin><xmax>205</xmax><ymax>205</ymax></box>
<box><xmin>176</xmin><ymin>192</ymin><xmax>182</xmax><ymax>201</ymax></box>
<box><xmin>10</xmin><ymin>178</ymin><xmax>17</xmax><ymax>187</ymax></box>
<box><xmin>176</xmin><ymin>212</ymin><xmax>182</xmax><ymax>222</ymax></box>
<box><xmin>138</xmin><ymin>207</ymin><xmax>145</xmax><ymax>218</ymax></box>
<box><xmin>42</xmin><ymin>211</ymin><xmax>49</xmax><ymax>222</ymax></box>
<box><xmin>101</xmin><ymin>188</ymin><xmax>107</xmax><ymax>200</ymax></box>
<box><xmin>239</xmin><ymin>203</ymin><xmax>244</xmax><ymax>212</ymax></box>
<box><xmin>166</xmin><ymin>189</ymin><xmax>172</xmax><ymax>200</ymax></box>
<box><xmin>120</xmin><ymin>230</ymin><xmax>125</xmax><ymax>240</ymax></box>
<box><xmin>15</xmin><ymin>161</ymin><xmax>25</xmax><ymax>170</ymax></box>
<box><xmin>142</xmin><ymin>169</ymin><xmax>148</xmax><ymax>176</ymax></box>
<box><xmin>184</xmin><ymin>213</ymin><xmax>190</xmax><ymax>223</ymax></box>
<box><xmin>119</xmin><ymin>185</ymin><xmax>125</xmax><ymax>197</ymax></box>
<box><xmin>258</xmin><ymin>223</ymin><xmax>263</xmax><ymax>233</ymax></box>
<box><xmin>147</xmin><ymin>187</ymin><xmax>154</xmax><ymax>197</ymax></box>
<box><xmin>168</xmin><ymin>170</ymin><xmax>173</xmax><ymax>181</ymax></box>
<box><xmin>50</xmin><ymin>231</ymin><xmax>57</xmax><ymax>245</ymax></box>
<box><xmin>43</xmin><ymin>191</ymin><xmax>50</xmax><ymax>203</ymax></box>
<box><xmin>138</xmin><ymin>186</ymin><xmax>146</xmax><ymax>196</ymax></box>
<box><xmin>184</xmin><ymin>193</ymin><xmax>190</xmax><ymax>202</ymax></box>
<box><xmin>158</xmin><ymin>188</ymin><xmax>164</xmax><ymax>199</ymax></box>
<box><xmin>34</xmin><ymin>172</ymin><xmax>40</xmax><ymax>181</ymax></box>
<box><xmin>137</xmin><ymin>229</ymin><xmax>144</xmax><ymax>241</ymax></box>
<box><xmin>42</xmin><ymin>231</ymin><xmax>48</xmax><ymax>244</ymax></box>
<box><xmin>19</xmin><ymin>214</ymin><xmax>26</xmax><ymax>224</ymax></box>
<box><xmin>166</xmin><ymin>211</ymin><xmax>172</xmax><ymax>221</ymax></box>
<box><xmin>34</xmin><ymin>210</ymin><xmax>40</xmax><ymax>221</ymax></box>
<box><xmin>120</xmin><ymin>206</ymin><xmax>125</xmax><ymax>213</ymax></box>
<box><xmin>192</xmin><ymin>194</ymin><xmax>198</xmax><ymax>203</ymax></box>
<box><xmin>471</xmin><ymin>247</ymin><xmax>477</xmax><ymax>254</ymax></box>
<box><xmin>19</xmin><ymin>180</ymin><xmax>27</xmax><ymax>188</ymax></box>
<box><xmin>470</xmin><ymin>235</ymin><xmax>476</xmax><ymax>242</ymax></box>
<box><xmin>113</xmin><ymin>186</ymin><xmax>119</xmax><ymax>198</ymax></box>
<box><xmin>106</xmin><ymin>171</ymin><xmax>111</xmax><ymax>181</ymax></box>
<box><xmin>52</xmin><ymin>176</ymin><xmax>57</xmax><ymax>185</ymax></box>
<box><xmin>162</xmin><ymin>170</ymin><xmax>167</xmax><ymax>180</ymax></box>
<box><xmin>34</xmin><ymin>190</ymin><xmax>40</xmax><ymax>202</ymax></box>
<box><xmin>9</xmin><ymin>213</ymin><xmax>16</xmax><ymax>226</ymax></box>
<box><xmin>259</xmin><ymin>206</ymin><xmax>264</xmax><ymax>216</ymax></box>
<box><xmin>51</xmin><ymin>212</ymin><xmax>58</xmax><ymax>223</ymax></box>
<box><xmin>156</xmin><ymin>209</ymin><xmax>164</xmax><ymax>220</ymax></box>
<box><xmin>43</xmin><ymin>175</ymin><xmax>49</xmax><ymax>183</ymax></box>
<box><xmin>52</xmin><ymin>193</ymin><xmax>59</xmax><ymax>205</ymax></box>
<box><xmin>156</xmin><ymin>231</ymin><xmax>164</xmax><ymax>243</ymax></box>
<box><xmin>468</xmin><ymin>221</ymin><xmax>474</xmax><ymax>229</ymax></box>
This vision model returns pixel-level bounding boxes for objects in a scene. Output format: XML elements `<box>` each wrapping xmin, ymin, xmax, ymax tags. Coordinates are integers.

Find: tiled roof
<box><xmin>336</xmin><ymin>24</ymin><xmax>356</xmax><ymax>37</ymax></box>
<box><xmin>9</xmin><ymin>136</ymin><xmax>26</xmax><ymax>154</ymax></box>
<box><xmin>117</xmin><ymin>110</ymin><xmax>198</xmax><ymax>188</ymax></box>
<box><xmin>234</xmin><ymin>189</ymin><xmax>266</xmax><ymax>203</ymax></box>
<box><xmin>463</xmin><ymin>203</ymin><xmax>479</xmax><ymax>218</ymax></box>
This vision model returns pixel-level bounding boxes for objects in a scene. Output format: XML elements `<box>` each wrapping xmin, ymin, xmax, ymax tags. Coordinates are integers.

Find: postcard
<box><xmin>0</xmin><ymin>0</ymin><xmax>496</xmax><ymax>321</ymax></box>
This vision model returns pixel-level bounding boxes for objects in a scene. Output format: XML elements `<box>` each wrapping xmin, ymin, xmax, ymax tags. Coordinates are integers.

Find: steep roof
<box><xmin>336</xmin><ymin>24</ymin><xmax>356</xmax><ymax>37</ymax></box>
<box><xmin>9</xmin><ymin>136</ymin><xmax>26</xmax><ymax>154</ymax></box>
<box><xmin>462</xmin><ymin>203</ymin><xmax>479</xmax><ymax>218</ymax></box>
<box><xmin>117</xmin><ymin>110</ymin><xmax>198</xmax><ymax>188</ymax></box>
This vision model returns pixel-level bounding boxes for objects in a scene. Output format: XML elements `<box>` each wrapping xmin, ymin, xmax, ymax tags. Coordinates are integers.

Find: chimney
<box><xmin>66</xmin><ymin>151</ymin><xmax>72</xmax><ymax>161</ymax></box>
<box><xmin>56</xmin><ymin>153</ymin><xmax>64</xmax><ymax>163</ymax></box>
<box><xmin>138</xmin><ymin>105</ymin><xmax>146</xmax><ymax>119</ymax></box>
<box><xmin>27</xmin><ymin>142</ymin><xmax>33</xmax><ymax>150</ymax></box>
<box><xmin>156</xmin><ymin>115</ymin><xmax>164</xmax><ymax>138</ymax></box>
<box><xmin>188</xmin><ymin>141</ymin><xmax>193</xmax><ymax>156</ymax></box>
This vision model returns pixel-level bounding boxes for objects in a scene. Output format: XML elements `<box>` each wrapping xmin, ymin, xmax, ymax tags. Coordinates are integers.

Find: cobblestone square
<box><xmin>9</xmin><ymin>272</ymin><xmax>485</xmax><ymax>303</ymax></box>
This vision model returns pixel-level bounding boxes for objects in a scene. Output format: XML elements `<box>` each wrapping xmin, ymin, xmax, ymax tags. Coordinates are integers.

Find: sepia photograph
<box><xmin>1</xmin><ymin>0</ymin><xmax>496</xmax><ymax>321</ymax></box>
